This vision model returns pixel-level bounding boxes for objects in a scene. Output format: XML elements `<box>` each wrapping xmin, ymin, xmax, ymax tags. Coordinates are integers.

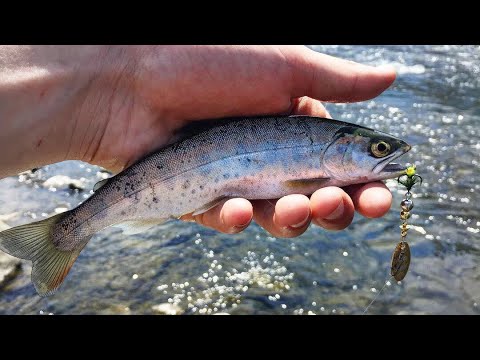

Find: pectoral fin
<box><xmin>284</xmin><ymin>177</ymin><xmax>331</xmax><ymax>189</ymax></box>
<box><xmin>191</xmin><ymin>196</ymin><xmax>230</xmax><ymax>216</ymax></box>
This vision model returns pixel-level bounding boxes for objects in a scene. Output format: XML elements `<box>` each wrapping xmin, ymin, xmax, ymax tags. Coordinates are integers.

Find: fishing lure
<box><xmin>390</xmin><ymin>165</ymin><xmax>422</xmax><ymax>281</ymax></box>
<box><xmin>364</xmin><ymin>164</ymin><xmax>422</xmax><ymax>313</ymax></box>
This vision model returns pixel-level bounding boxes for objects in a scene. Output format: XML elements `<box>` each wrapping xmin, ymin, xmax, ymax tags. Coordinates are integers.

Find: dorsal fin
<box><xmin>93</xmin><ymin>178</ymin><xmax>109</xmax><ymax>192</ymax></box>
<box><xmin>172</xmin><ymin>117</ymin><xmax>246</xmax><ymax>141</ymax></box>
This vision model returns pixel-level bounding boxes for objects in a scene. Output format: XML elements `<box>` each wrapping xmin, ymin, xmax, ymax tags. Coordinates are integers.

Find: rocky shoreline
<box><xmin>0</xmin><ymin>218</ymin><xmax>22</xmax><ymax>289</ymax></box>
<box><xmin>0</xmin><ymin>252</ymin><xmax>21</xmax><ymax>289</ymax></box>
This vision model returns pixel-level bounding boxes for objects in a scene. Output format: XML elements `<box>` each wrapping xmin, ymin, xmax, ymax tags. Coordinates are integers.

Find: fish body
<box><xmin>0</xmin><ymin>115</ymin><xmax>411</xmax><ymax>296</ymax></box>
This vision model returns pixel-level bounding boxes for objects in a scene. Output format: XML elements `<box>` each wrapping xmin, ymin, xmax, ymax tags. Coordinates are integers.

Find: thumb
<box><xmin>288</xmin><ymin>47</ymin><xmax>396</xmax><ymax>103</ymax></box>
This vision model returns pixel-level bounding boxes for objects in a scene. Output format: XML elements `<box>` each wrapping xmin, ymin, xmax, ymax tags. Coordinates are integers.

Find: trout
<box><xmin>0</xmin><ymin>116</ymin><xmax>411</xmax><ymax>296</ymax></box>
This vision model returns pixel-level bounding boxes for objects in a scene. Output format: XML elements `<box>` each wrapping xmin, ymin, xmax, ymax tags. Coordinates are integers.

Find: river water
<box><xmin>0</xmin><ymin>45</ymin><xmax>478</xmax><ymax>315</ymax></box>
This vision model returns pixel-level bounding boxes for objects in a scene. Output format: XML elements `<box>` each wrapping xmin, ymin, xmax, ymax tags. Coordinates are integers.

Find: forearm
<box><xmin>0</xmin><ymin>45</ymin><xmax>116</xmax><ymax>178</ymax></box>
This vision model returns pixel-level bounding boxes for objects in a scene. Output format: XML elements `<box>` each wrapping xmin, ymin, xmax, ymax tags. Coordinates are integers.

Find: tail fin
<box><xmin>0</xmin><ymin>214</ymin><xmax>89</xmax><ymax>297</ymax></box>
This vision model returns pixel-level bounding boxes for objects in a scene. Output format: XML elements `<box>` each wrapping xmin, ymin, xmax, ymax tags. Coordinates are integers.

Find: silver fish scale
<box><xmin>90</xmin><ymin>116</ymin><xmax>344</xmax><ymax>203</ymax></box>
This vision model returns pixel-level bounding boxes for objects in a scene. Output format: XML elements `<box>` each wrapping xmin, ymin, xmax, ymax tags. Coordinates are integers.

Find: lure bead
<box><xmin>401</xmin><ymin>199</ymin><xmax>414</xmax><ymax>211</ymax></box>
<box><xmin>400</xmin><ymin>211</ymin><xmax>411</xmax><ymax>220</ymax></box>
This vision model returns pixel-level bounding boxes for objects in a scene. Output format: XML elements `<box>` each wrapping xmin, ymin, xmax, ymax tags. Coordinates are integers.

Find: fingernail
<box><xmin>376</xmin><ymin>64</ymin><xmax>396</xmax><ymax>72</ymax></box>
<box><xmin>324</xmin><ymin>201</ymin><xmax>344</xmax><ymax>220</ymax></box>
<box><xmin>291</xmin><ymin>215</ymin><xmax>310</xmax><ymax>229</ymax></box>
<box><xmin>230</xmin><ymin>224</ymin><xmax>249</xmax><ymax>234</ymax></box>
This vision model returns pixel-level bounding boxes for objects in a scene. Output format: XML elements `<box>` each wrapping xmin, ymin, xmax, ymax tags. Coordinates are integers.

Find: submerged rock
<box><xmin>0</xmin><ymin>213</ymin><xmax>19</xmax><ymax>225</ymax></box>
<box><xmin>151</xmin><ymin>303</ymin><xmax>183</xmax><ymax>315</ymax></box>
<box><xmin>17</xmin><ymin>168</ymin><xmax>44</xmax><ymax>184</ymax></box>
<box><xmin>0</xmin><ymin>217</ymin><xmax>22</xmax><ymax>288</ymax></box>
<box><xmin>42</xmin><ymin>175</ymin><xmax>85</xmax><ymax>191</ymax></box>
<box><xmin>0</xmin><ymin>252</ymin><xmax>22</xmax><ymax>288</ymax></box>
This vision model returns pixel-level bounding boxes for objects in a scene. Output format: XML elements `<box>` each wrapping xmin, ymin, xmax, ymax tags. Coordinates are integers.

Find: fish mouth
<box><xmin>380</xmin><ymin>162</ymin><xmax>406</xmax><ymax>174</ymax></box>
<box><xmin>374</xmin><ymin>160</ymin><xmax>407</xmax><ymax>180</ymax></box>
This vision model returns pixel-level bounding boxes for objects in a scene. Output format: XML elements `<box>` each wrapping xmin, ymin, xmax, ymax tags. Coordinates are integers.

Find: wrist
<box><xmin>0</xmin><ymin>46</ymin><xmax>112</xmax><ymax>178</ymax></box>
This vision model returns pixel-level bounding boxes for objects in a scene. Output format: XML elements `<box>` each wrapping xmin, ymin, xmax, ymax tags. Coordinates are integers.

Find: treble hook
<box><xmin>397</xmin><ymin>165</ymin><xmax>423</xmax><ymax>192</ymax></box>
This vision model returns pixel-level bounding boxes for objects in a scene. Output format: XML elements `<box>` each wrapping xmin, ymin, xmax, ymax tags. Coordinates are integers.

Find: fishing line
<box><xmin>363</xmin><ymin>275</ymin><xmax>393</xmax><ymax>314</ymax></box>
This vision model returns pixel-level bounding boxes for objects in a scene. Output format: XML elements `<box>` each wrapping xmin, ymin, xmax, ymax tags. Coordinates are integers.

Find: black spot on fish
<box><xmin>153</xmin><ymin>197</ymin><xmax>158</xmax><ymax>203</ymax></box>
<box><xmin>214</xmin><ymin>178</ymin><xmax>219</xmax><ymax>183</ymax></box>
<box><xmin>223</xmin><ymin>174</ymin><xmax>230</xmax><ymax>179</ymax></box>
<box><xmin>200</xmin><ymin>185</ymin><xmax>204</xmax><ymax>190</ymax></box>
<box><xmin>124</xmin><ymin>182</ymin><xmax>136</xmax><ymax>194</ymax></box>
<box><xmin>191</xmin><ymin>189</ymin><xmax>196</xmax><ymax>194</ymax></box>
<box><xmin>157</xmin><ymin>164</ymin><xmax>164</xmax><ymax>170</ymax></box>
<box><xmin>116</xmin><ymin>185</ymin><xmax>121</xmax><ymax>191</ymax></box>
<box><xmin>121</xmin><ymin>210</ymin><xmax>126</xmax><ymax>215</ymax></box>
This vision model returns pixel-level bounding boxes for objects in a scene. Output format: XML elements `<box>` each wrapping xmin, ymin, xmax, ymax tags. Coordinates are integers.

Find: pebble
<box><xmin>0</xmin><ymin>218</ymin><xmax>22</xmax><ymax>287</ymax></box>
<box><xmin>151</xmin><ymin>303</ymin><xmax>183</xmax><ymax>315</ymax></box>
<box><xmin>43</xmin><ymin>175</ymin><xmax>85</xmax><ymax>191</ymax></box>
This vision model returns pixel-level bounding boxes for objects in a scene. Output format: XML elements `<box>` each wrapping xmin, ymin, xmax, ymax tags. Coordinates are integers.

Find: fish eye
<box><xmin>371</xmin><ymin>141</ymin><xmax>391</xmax><ymax>157</ymax></box>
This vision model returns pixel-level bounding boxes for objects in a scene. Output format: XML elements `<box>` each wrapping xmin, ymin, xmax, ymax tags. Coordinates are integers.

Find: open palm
<box><xmin>65</xmin><ymin>45</ymin><xmax>397</xmax><ymax>237</ymax></box>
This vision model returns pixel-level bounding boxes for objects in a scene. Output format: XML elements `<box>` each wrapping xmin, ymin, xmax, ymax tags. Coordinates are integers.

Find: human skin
<box><xmin>0</xmin><ymin>45</ymin><xmax>396</xmax><ymax>237</ymax></box>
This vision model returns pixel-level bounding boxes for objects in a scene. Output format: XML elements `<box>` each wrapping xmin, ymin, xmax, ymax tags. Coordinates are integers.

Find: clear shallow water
<box><xmin>0</xmin><ymin>45</ymin><xmax>479</xmax><ymax>315</ymax></box>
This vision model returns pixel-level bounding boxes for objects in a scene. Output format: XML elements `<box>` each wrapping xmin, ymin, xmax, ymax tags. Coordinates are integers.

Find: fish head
<box><xmin>322</xmin><ymin>125</ymin><xmax>411</xmax><ymax>183</ymax></box>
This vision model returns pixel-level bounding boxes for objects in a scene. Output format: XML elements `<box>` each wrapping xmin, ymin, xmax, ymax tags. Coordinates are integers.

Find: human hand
<box><xmin>0</xmin><ymin>45</ymin><xmax>396</xmax><ymax>237</ymax></box>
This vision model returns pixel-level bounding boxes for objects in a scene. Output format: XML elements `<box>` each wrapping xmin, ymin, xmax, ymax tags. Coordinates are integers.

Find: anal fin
<box><xmin>113</xmin><ymin>219</ymin><xmax>168</xmax><ymax>235</ymax></box>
